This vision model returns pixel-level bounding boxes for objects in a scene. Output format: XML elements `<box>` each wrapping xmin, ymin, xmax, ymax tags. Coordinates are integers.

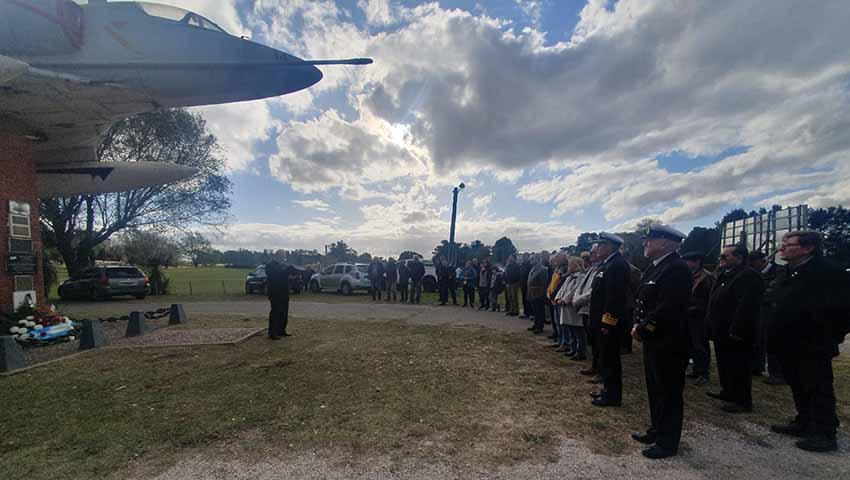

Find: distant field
<box><xmin>50</xmin><ymin>265</ymin><xmax>254</xmax><ymax>299</ymax></box>
<box><xmin>49</xmin><ymin>265</ymin><xmax>458</xmax><ymax>306</ymax></box>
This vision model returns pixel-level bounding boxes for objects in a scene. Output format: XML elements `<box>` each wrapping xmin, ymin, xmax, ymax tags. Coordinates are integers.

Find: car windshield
<box><xmin>137</xmin><ymin>3</ymin><xmax>227</xmax><ymax>33</ymax></box>
<box><xmin>107</xmin><ymin>268</ymin><xmax>145</xmax><ymax>279</ymax></box>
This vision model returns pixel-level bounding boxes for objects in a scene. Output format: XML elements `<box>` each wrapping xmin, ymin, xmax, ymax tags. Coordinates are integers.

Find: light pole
<box><xmin>448</xmin><ymin>182</ymin><xmax>465</xmax><ymax>265</ymax></box>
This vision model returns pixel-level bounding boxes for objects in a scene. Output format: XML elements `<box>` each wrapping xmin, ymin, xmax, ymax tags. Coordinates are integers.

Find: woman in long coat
<box><xmin>555</xmin><ymin>257</ymin><xmax>587</xmax><ymax>359</ymax></box>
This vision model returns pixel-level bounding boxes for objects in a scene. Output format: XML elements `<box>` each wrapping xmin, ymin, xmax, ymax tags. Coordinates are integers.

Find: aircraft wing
<box><xmin>0</xmin><ymin>58</ymin><xmax>196</xmax><ymax>196</ymax></box>
<box><xmin>0</xmin><ymin>58</ymin><xmax>157</xmax><ymax>165</ymax></box>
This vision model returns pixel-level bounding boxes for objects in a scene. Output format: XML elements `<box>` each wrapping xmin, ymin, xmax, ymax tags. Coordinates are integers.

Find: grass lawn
<box><xmin>49</xmin><ymin>265</ymin><xmax>449</xmax><ymax>305</ymax></box>
<box><xmin>2</xmin><ymin>314</ymin><xmax>848</xmax><ymax>480</ymax></box>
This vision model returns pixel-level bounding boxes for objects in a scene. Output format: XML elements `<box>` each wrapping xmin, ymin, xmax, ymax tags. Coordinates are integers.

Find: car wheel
<box><xmin>310</xmin><ymin>280</ymin><xmax>321</xmax><ymax>293</ymax></box>
<box><xmin>422</xmin><ymin>277</ymin><xmax>437</xmax><ymax>293</ymax></box>
<box><xmin>245</xmin><ymin>284</ymin><xmax>252</xmax><ymax>294</ymax></box>
<box><xmin>340</xmin><ymin>282</ymin><xmax>353</xmax><ymax>295</ymax></box>
<box><xmin>89</xmin><ymin>288</ymin><xmax>103</xmax><ymax>301</ymax></box>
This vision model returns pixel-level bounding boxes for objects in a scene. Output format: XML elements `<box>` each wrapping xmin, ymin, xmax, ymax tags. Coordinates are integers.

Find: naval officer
<box><xmin>588</xmin><ymin>232</ymin><xmax>631</xmax><ymax>407</ymax></box>
<box><xmin>631</xmin><ymin>225</ymin><xmax>692</xmax><ymax>459</ymax></box>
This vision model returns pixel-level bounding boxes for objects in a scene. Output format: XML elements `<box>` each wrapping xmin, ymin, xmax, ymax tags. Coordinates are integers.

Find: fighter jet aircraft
<box><xmin>0</xmin><ymin>0</ymin><xmax>372</xmax><ymax>196</ymax></box>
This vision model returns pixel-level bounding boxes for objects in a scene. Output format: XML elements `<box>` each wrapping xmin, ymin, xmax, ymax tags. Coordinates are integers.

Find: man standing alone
<box><xmin>631</xmin><ymin>225</ymin><xmax>692</xmax><ymax>459</ymax></box>
<box><xmin>266</xmin><ymin>260</ymin><xmax>295</xmax><ymax>339</ymax></box>
<box><xmin>768</xmin><ymin>231</ymin><xmax>850</xmax><ymax>452</ymax></box>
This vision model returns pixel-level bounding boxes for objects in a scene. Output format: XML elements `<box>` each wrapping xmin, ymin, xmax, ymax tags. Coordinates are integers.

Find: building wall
<box><xmin>0</xmin><ymin>134</ymin><xmax>44</xmax><ymax>313</ymax></box>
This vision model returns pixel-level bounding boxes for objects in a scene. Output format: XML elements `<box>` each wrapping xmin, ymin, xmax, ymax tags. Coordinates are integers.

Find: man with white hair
<box><xmin>631</xmin><ymin>225</ymin><xmax>692</xmax><ymax>459</ymax></box>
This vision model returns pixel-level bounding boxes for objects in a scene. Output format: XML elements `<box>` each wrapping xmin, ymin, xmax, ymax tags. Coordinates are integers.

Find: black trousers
<box><xmin>643</xmin><ymin>346</ymin><xmax>688</xmax><ymax>452</ymax></box>
<box><xmin>399</xmin><ymin>282</ymin><xmax>409</xmax><ymax>302</ymax></box>
<box><xmin>268</xmin><ymin>298</ymin><xmax>289</xmax><ymax>337</ymax></box>
<box><xmin>479</xmin><ymin>287</ymin><xmax>490</xmax><ymax>309</ymax></box>
<box><xmin>688</xmin><ymin>315</ymin><xmax>711</xmax><ymax>376</ymax></box>
<box><xmin>714</xmin><ymin>340</ymin><xmax>753</xmax><ymax>408</ymax></box>
<box><xmin>621</xmin><ymin>308</ymin><xmax>634</xmax><ymax>353</ymax></box>
<box><xmin>439</xmin><ymin>281</ymin><xmax>448</xmax><ymax>303</ymax></box>
<box><xmin>531</xmin><ymin>297</ymin><xmax>546</xmax><ymax>331</ymax></box>
<box><xmin>778</xmin><ymin>352</ymin><xmax>838</xmax><ymax>436</ymax></box>
<box><xmin>521</xmin><ymin>285</ymin><xmax>530</xmax><ymax>315</ymax></box>
<box><xmin>584</xmin><ymin>315</ymin><xmax>600</xmax><ymax>370</ymax></box>
<box><xmin>463</xmin><ymin>285</ymin><xmax>475</xmax><ymax>305</ymax></box>
<box><xmin>598</xmin><ymin>329</ymin><xmax>622</xmax><ymax>402</ymax></box>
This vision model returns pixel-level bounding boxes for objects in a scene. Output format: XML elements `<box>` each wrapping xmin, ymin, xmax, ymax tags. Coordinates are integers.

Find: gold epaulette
<box><xmin>602</xmin><ymin>313</ymin><xmax>618</xmax><ymax>326</ymax></box>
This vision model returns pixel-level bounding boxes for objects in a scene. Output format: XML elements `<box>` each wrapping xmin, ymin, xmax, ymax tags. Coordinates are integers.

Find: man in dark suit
<box><xmin>768</xmin><ymin>231</ymin><xmax>850</xmax><ymax>452</ymax></box>
<box><xmin>682</xmin><ymin>251</ymin><xmax>714</xmax><ymax>386</ymax></box>
<box><xmin>588</xmin><ymin>232</ymin><xmax>631</xmax><ymax>408</ymax></box>
<box><xmin>631</xmin><ymin>225</ymin><xmax>692</xmax><ymax>459</ymax></box>
<box><xmin>706</xmin><ymin>244</ymin><xmax>764</xmax><ymax>413</ymax></box>
<box><xmin>267</xmin><ymin>261</ymin><xmax>296</xmax><ymax>339</ymax></box>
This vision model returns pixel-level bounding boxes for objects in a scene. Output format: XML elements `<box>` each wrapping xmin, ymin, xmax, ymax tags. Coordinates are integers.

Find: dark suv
<box><xmin>245</xmin><ymin>265</ymin><xmax>305</xmax><ymax>295</ymax></box>
<box><xmin>58</xmin><ymin>266</ymin><xmax>149</xmax><ymax>301</ymax></box>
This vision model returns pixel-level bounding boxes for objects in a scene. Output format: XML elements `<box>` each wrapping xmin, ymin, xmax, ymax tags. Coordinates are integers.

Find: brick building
<box><xmin>0</xmin><ymin>134</ymin><xmax>44</xmax><ymax>313</ymax></box>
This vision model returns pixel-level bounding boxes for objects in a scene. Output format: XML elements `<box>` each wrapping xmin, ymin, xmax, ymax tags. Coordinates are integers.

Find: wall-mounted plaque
<box><xmin>7</xmin><ymin>254</ymin><xmax>37</xmax><ymax>275</ymax></box>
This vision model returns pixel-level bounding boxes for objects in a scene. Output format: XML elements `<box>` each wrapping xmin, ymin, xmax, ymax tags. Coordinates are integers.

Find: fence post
<box><xmin>189</xmin><ymin>281</ymin><xmax>193</xmax><ymax>296</ymax></box>
<box><xmin>222</xmin><ymin>281</ymin><xmax>227</xmax><ymax>295</ymax></box>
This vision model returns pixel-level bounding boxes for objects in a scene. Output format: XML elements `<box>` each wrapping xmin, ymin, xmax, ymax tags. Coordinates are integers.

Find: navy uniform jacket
<box><xmin>267</xmin><ymin>264</ymin><xmax>295</xmax><ymax>302</ymax></box>
<box><xmin>589</xmin><ymin>252</ymin><xmax>631</xmax><ymax>331</ymax></box>
<box><xmin>635</xmin><ymin>252</ymin><xmax>693</xmax><ymax>352</ymax></box>
<box><xmin>707</xmin><ymin>265</ymin><xmax>763</xmax><ymax>346</ymax></box>
<box><xmin>767</xmin><ymin>256</ymin><xmax>850</xmax><ymax>357</ymax></box>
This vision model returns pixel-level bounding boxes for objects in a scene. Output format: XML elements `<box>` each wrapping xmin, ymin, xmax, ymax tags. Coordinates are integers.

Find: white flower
<box><xmin>50</xmin><ymin>305</ymin><xmax>57</xmax><ymax>312</ymax></box>
<box><xmin>18</xmin><ymin>328</ymin><xmax>27</xmax><ymax>334</ymax></box>
<box><xmin>9</xmin><ymin>327</ymin><xmax>20</xmax><ymax>334</ymax></box>
<box><xmin>26</xmin><ymin>321</ymin><xmax>36</xmax><ymax>328</ymax></box>
<box><xmin>18</xmin><ymin>319</ymin><xmax>27</xmax><ymax>325</ymax></box>
<box><xmin>18</xmin><ymin>333</ymin><xmax>28</xmax><ymax>340</ymax></box>
<box><xmin>25</xmin><ymin>316</ymin><xmax>34</xmax><ymax>321</ymax></box>
<box><xmin>68</xmin><ymin>336</ymin><xmax>76</xmax><ymax>341</ymax></box>
<box><xmin>34</xmin><ymin>325</ymin><xmax>43</xmax><ymax>331</ymax></box>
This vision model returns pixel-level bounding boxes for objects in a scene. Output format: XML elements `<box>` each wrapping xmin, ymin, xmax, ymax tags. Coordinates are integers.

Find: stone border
<box><xmin>0</xmin><ymin>327</ymin><xmax>264</xmax><ymax>377</ymax></box>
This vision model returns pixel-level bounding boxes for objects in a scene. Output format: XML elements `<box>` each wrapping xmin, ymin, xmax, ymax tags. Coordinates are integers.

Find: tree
<box><xmin>327</xmin><ymin>240</ymin><xmax>357</xmax><ymax>264</ymax></box>
<box><xmin>432</xmin><ymin>240</ymin><xmax>450</xmax><ymax>261</ymax></box>
<box><xmin>617</xmin><ymin>231</ymin><xmax>650</xmax><ymax>270</ymax></box>
<box><xmin>492</xmin><ymin>236</ymin><xmax>518</xmax><ymax>264</ymax></box>
<box><xmin>635</xmin><ymin>218</ymin><xmax>664</xmax><ymax>233</ymax></box>
<box><xmin>575</xmin><ymin>232</ymin><xmax>598</xmax><ymax>253</ymax></box>
<box><xmin>681</xmin><ymin>226</ymin><xmax>721</xmax><ymax>261</ymax></box>
<box><xmin>809</xmin><ymin>206</ymin><xmax>850</xmax><ymax>267</ymax></box>
<box><xmin>180</xmin><ymin>232</ymin><xmax>213</xmax><ymax>268</ymax></box>
<box><xmin>121</xmin><ymin>230</ymin><xmax>180</xmax><ymax>295</ymax></box>
<box><xmin>398</xmin><ymin>251</ymin><xmax>422</xmax><ymax>261</ymax></box>
<box><xmin>40</xmin><ymin>109</ymin><xmax>232</xmax><ymax>278</ymax></box>
<box><xmin>468</xmin><ymin>240</ymin><xmax>491</xmax><ymax>260</ymax></box>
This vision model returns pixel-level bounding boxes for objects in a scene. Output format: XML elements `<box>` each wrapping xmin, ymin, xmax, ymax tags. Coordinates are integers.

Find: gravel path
<box><xmin>138</xmin><ymin>422</ymin><xmax>849</xmax><ymax>480</ymax></box>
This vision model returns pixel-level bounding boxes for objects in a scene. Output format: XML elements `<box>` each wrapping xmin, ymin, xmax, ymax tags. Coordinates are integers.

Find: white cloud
<box><xmin>292</xmin><ymin>199</ymin><xmax>333</xmax><ymax>212</ymax></box>
<box><xmin>472</xmin><ymin>193</ymin><xmax>494</xmax><ymax>211</ymax></box>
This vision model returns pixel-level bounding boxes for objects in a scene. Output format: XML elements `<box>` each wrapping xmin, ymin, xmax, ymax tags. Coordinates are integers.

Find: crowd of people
<box><xmin>267</xmin><ymin>228</ymin><xmax>850</xmax><ymax>459</ymax></box>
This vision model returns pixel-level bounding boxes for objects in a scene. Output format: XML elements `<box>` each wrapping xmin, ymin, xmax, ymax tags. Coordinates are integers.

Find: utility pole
<box><xmin>448</xmin><ymin>182</ymin><xmax>465</xmax><ymax>265</ymax></box>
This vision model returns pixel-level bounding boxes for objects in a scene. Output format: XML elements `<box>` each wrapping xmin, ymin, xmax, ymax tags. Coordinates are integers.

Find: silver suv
<box><xmin>309</xmin><ymin>263</ymin><xmax>371</xmax><ymax>295</ymax></box>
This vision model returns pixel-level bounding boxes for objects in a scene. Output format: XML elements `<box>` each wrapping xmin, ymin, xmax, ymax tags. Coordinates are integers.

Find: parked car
<box><xmin>245</xmin><ymin>265</ymin><xmax>305</xmax><ymax>295</ymax></box>
<box><xmin>402</xmin><ymin>259</ymin><xmax>438</xmax><ymax>292</ymax></box>
<box><xmin>58</xmin><ymin>266</ymin><xmax>149</xmax><ymax>301</ymax></box>
<box><xmin>309</xmin><ymin>263</ymin><xmax>371</xmax><ymax>295</ymax></box>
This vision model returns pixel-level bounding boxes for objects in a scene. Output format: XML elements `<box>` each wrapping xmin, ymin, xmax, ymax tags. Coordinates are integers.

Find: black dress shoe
<box><xmin>268</xmin><ymin>335</ymin><xmax>281</xmax><ymax>340</ymax></box>
<box><xmin>706</xmin><ymin>391</ymin><xmax>730</xmax><ymax>401</ymax></box>
<box><xmin>282</xmin><ymin>332</ymin><xmax>292</xmax><ymax>337</ymax></box>
<box><xmin>591</xmin><ymin>397</ymin><xmax>621</xmax><ymax>407</ymax></box>
<box><xmin>580</xmin><ymin>367</ymin><xmax>597</xmax><ymax>376</ymax></box>
<box><xmin>641</xmin><ymin>445</ymin><xmax>676</xmax><ymax>459</ymax></box>
<box><xmin>771</xmin><ymin>421</ymin><xmax>807</xmax><ymax>438</ymax></box>
<box><xmin>571</xmin><ymin>353</ymin><xmax>587</xmax><ymax>361</ymax></box>
<box><xmin>795</xmin><ymin>435</ymin><xmax>838</xmax><ymax>453</ymax></box>
<box><xmin>721</xmin><ymin>403</ymin><xmax>753</xmax><ymax>414</ymax></box>
<box><xmin>631</xmin><ymin>431</ymin><xmax>656</xmax><ymax>445</ymax></box>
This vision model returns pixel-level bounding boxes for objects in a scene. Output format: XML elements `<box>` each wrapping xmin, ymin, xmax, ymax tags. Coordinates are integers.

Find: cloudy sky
<box><xmin>159</xmin><ymin>0</ymin><xmax>849</xmax><ymax>257</ymax></box>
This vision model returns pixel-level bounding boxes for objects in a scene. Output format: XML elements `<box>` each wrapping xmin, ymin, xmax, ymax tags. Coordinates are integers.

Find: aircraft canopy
<box><xmin>137</xmin><ymin>2</ymin><xmax>227</xmax><ymax>34</ymax></box>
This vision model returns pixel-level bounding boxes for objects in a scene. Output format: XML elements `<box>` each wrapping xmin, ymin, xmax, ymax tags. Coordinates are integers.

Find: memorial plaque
<box><xmin>9</xmin><ymin>238</ymin><xmax>33</xmax><ymax>253</ymax></box>
<box><xmin>7</xmin><ymin>254</ymin><xmax>37</xmax><ymax>275</ymax></box>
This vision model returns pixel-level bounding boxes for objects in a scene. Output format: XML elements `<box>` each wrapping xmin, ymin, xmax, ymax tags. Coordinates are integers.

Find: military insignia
<box><xmin>602</xmin><ymin>313</ymin><xmax>618</xmax><ymax>326</ymax></box>
<box><xmin>645</xmin><ymin>323</ymin><xmax>656</xmax><ymax>332</ymax></box>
